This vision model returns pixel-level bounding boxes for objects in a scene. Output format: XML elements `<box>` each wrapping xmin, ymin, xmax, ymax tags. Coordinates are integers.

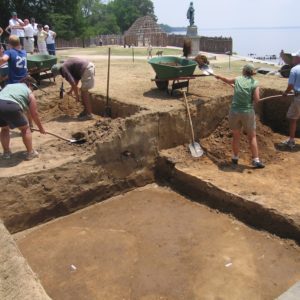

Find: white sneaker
<box><xmin>25</xmin><ymin>150</ymin><xmax>39</xmax><ymax>161</ymax></box>
<box><xmin>2</xmin><ymin>151</ymin><xmax>12</xmax><ymax>159</ymax></box>
<box><xmin>281</xmin><ymin>139</ymin><xmax>296</xmax><ymax>149</ymax></box>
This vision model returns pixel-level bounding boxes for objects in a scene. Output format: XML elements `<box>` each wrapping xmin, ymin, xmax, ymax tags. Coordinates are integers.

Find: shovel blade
<box><xmin>188</xmin><ymin>142</ymin><xmax>204</xmax><ymax>157</ymax></box>
<box><xmin>200</xmin><ymin>64</ymin><xmax>214</xmax><ymax>76</ymax></box>
<box><xmin>69</xmin><ymin>138</ymin><xmax>87</xmax><ymax>144</ymax></box>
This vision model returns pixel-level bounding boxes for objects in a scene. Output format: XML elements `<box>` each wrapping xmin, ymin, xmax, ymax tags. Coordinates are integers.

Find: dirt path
<box><xmin>16</xmin><ymin>186</ymin><xmax>300</xmax><ymax>300</ymax></box>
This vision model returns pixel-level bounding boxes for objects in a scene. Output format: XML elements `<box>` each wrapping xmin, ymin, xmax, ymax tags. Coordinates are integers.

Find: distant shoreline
<box><xmin>168</xmin><ymin>26</ymin><xmax>300</xmax><ymax>32</ymax></box>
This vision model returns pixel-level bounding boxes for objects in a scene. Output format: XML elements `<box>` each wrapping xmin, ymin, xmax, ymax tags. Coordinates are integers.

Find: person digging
<box><xmin>51</xmin><ymin>58</ymin><xmax>95</xmax><ymax>120</ymax></box>
<box><xmin>0</xmin><ymin>75</ymin><xmax>45</xmax><ymax>160</ymax></box>
<box><xmin>281</xmin><ymin>50</ymin><xmax>300</xmax><ymax>149</ymax></box>
<box><xmin>214</xmin><ymin>64</ymin><xmax>265</xmax><ymax>168</ymax></box>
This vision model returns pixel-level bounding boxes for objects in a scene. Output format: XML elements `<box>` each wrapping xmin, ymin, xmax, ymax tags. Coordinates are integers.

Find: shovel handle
<box><xmin>31</xmin><ymin>128</ymin><xmax>71</xmax><ymax>142</ymax></box>
<box><xmin>259</xmin><ymin>93</ymin><xmax>294</xmax><ymax>102</ymax></box>
<box><xmin>183</xmin><ymin>92</ymin><xmax>195</xmax><ymax>144</ymax></box>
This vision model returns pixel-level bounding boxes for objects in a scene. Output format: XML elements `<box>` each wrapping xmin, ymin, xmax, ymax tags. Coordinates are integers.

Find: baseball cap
<box><xmin>44</xmin><ymin>25</ymin><xmax>49</xmax><ymax>29</ymax></box>
<box><xmin>291</xmin><ymin>50</ymin><xmax>300</xmax><ymax>57</ymax></box>
<box><xmin>51</xmin><ymin>64</ymin><xmax>62</xmax><ymax>76</ymax></box>
<box><xmin>11</xmin><ymin>12</ymin><xmax>17</xmax><ymax>16</ymax></box>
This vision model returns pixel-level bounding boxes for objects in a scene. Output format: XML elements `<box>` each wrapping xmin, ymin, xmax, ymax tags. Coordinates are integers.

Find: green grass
<box><xmin>58</xmin><ymin>46</ymin><xmax>182</xmax><ymax>57</ymax></box>
<box><xmin>211</xmin><ymin>60</ymin><xmax>280</xmax><ymax>77</ymax></box>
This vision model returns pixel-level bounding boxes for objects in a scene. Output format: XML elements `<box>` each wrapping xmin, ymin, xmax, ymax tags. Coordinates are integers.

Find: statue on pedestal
<box><xmin>187</xmin><ymin>2</ymin><xmax>195</xmax><ymax>26</ymax></box>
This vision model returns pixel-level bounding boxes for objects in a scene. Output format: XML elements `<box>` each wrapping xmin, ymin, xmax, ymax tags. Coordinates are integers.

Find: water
<box><xmin>171</xmin><ymin>27</ymin><xmax>300</xmax><ymax>57</ymax></box>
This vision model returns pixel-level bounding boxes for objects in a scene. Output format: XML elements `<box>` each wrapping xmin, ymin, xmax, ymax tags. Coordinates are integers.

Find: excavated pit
<box><xmin>14</xmin><ymin>186</ymin><xmax>300</xmax><ymax>300</ymax></box>
<box><xmin>259</xmin><ymin>88</ymin><xmax>300</xmax><ymax>136</ymax></box>
<box><xmin>1</xmin><ymin>75</ymin><xmax>300</xmax><ymax>300</ymax></box>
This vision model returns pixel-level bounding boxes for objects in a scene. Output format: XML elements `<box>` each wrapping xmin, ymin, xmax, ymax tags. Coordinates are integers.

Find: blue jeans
<box><xmin>46</xmin><ymin>43</ymin><xmax>56</xmax><ymax>55</ymax></box>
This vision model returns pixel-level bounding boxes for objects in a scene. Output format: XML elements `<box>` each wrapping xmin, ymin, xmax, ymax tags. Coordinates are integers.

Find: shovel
<box><xmin>183</xmin><ymin>92</ymin><xmax>204</xmax><ymax>157</ymax></box>
<box><xmin>200</xmin><ymin>64</ymin><xmax>215</xmax><ymax>76</ymax></box>
<box><xmin>31</xmin><ymin>128</ymin><xmax>86</xmax><ymax>144</ymax></box>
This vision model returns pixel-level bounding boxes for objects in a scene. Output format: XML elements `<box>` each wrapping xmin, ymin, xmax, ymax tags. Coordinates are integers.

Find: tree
<box><xmin>107</xmin><ymin>0</ymin><xmax>156</xmax><ymax>33</ymax></box>
<box><xmin>0</xmin><ymin>0</ymin><xmax>157</xmax><ymax>39</ymax></box>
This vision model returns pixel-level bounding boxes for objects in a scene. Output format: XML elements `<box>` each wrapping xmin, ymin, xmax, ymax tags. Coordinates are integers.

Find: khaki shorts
<box><xmin>81</xmin><ymin>62</ymin><xmax>95</xmax><ymax>91</ymax></box>
<box><xmin>229</xmin><ymin>110</ymin><xmax>256</xmax><ymax>133</ymax></box>
<box><xmin>287</xmin><ymin>95</ymin><xmax>300</xmax><ymax>119</ymax></box>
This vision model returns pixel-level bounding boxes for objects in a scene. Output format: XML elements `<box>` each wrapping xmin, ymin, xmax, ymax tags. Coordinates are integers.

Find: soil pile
<box><xmin>85</xmin><ymin>118</ymin><xmax>124</xmax><ymax>146</ymax></box>
<box><xmin>201</xmin><ymin>116</ymin><xmax>282</xmax><ymax>164</ymax></box>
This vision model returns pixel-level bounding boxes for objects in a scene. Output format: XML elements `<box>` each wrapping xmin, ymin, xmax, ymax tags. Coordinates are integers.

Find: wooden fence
<box><xmin>56</xmin><ymin>34</ymin><xmax>232</xmax><ymax>54</ymax></box>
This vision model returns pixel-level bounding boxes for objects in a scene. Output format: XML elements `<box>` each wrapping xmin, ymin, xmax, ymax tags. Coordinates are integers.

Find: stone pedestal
<box><xmin>186</xmin><ymin>26</ymin><xmax>200</xmax><ymax>56</ymax></box>
<box><xmin>190</xmin><ymin>36</ymin><xmax>200</xmax><ymax>56</ymax></box>
<box><xmin>186</xmin><ymin>25</ymin><xmax>198</xmax><ymax>37</ymax></box>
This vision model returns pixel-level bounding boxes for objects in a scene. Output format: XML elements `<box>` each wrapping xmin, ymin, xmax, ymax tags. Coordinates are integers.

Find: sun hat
<box><xmin>51</xmin><ymin>64</ymin><xmax>62</xmax><ymax>77</ymax></box>
<box><xmin>44</xmin><ymin>25</ymin><xmax>49</xmax><ymax>29</ymax></box>
<box><xmin>243</xmin><ymin>63</ymin><xmax>256</xmax><ymax>75</ymax></box>
<box><xmin>291</xmin><ymin>50</ymin><xmax>300</xmax><ymax>57</ymax></box>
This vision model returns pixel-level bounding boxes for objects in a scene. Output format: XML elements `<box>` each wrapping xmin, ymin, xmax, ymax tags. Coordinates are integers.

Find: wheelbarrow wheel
<box><xmin>155</xmin><ymin>76</ymin><xmax>169</xmax><ymax>90</ymax></box>
<box><xmin>280</xmin><ymin>64</ymin><xmax>291</xmax><ymax>78</ymax></box>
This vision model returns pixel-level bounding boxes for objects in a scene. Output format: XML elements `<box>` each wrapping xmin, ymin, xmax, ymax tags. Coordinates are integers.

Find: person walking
<box><xmin>147</xmin><ymin>44</ymin><xmax>152</xmax><ymax>59</ymax></box>
<box><xmin>214</xmin><ymin>64</ymin><xmax>265</xmax><ymax>168</ymax></box>
<box><xmin>281</xmin><ymin>50</ymin><xmax>300</xmax><ymax>149</ymax></box>
<box><xmin>37</xmin><ymin>24</ymin><xmax>48</xmax><ymax>54</ymax></box>
<box><xmin>8</xmin><ymin>12</ymin><xmax>25</xmax><ymax>48</ymax></box>
<box><xmin>0</xmin><ymin>35</ymin><xmax>27</xmax><ymax>84</ymax></box>
<box><xmin>44</xmin><ymin>25</ymin><xmax>56</xmax><ymax>55</ymax></box>
<box><xmin>23</xmin><ymin>19</ymin><xmax>35</xmax><ymax>54</ymax></box>
<box><xmin>51</xmin><ymin>58</ymin><xmax>95</xmax><ymax>120</ymax></box>
<box><xmin>0</xmin><ymin>75</ymin><xmax>45</xmax><ymax>160</ymax></box>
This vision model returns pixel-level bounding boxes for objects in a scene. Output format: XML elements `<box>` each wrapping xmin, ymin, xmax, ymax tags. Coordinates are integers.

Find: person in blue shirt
<box><xmin>282</xmin><ymin>50</ymin><xmax>300</xmax><ymax>149</ymax></box>
<box><xmin>0</xmin><ymin>35</ymin><xmax>27</xmax><ymax>84</ymax></box>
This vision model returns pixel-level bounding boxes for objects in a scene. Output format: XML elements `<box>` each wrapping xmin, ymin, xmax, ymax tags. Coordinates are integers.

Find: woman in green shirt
<box><xmin>0</xmin><ymin>76</ymin><xmax>45</xmax><ymax>160</ymax></box>
<box><xmin>215</xmin><ymin>64</ymin><xmax>264</xmax><ymax>168</ymax></box>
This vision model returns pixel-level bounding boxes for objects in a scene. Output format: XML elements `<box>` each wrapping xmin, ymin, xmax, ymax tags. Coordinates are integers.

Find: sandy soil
<box><xmin>160</xmin><ymin>114</ymin><xmax>300</xmax><ymax>229</ymax></box>
<box><xmin>15</xmin><ymin>186</ymin><xmax>300</xmax><ymax>300</ymax></box>
<box><xmin>1</xmin><ymin>51</ymin><xmax>299</xmax><ymax>299</ymax></box>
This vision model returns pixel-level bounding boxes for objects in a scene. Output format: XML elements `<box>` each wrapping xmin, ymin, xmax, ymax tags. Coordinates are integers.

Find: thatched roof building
<box><xmin>124</xmin><ymin>16</ymin><xmax>167</xmax><ymax>47</ymax></box>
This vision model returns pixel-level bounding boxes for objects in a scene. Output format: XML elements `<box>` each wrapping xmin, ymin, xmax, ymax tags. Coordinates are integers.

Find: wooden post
<box><xmin>132</xmin><ymin>46</ymin><xmax>135</xmax><ymax>63</ymax></box>
<box><xmin>105</xmin><ymin>47</ymin><xmax>112</xmax><ymax>116</ymax></box>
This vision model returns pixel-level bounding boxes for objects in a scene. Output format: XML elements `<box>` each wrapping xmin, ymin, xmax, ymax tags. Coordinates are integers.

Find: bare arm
<box><xmin>5</xmin><ymin>26</ymin><xmax>11</xmax><ymax>34</ymax></box>
<box><xmin>253</xmin><ymin>87</ymin><xmax>260</xmax><ymax>104</ymax></box>
<box><xmin>283</xmin><ymin>84</ymin><xmax>294</xmax><ymax>96</ymax></box>
<box><xmin>28</xmin><ymin>93</ymin><xmax>46</xmax><ymax>133</ymax></box>
<box><xmin>17</xmin><ymin>19</ymin><xmax>24</xmax><ymax>26</ymax></box>
<box><xmin>67</xmin><ymin>80</ymin><xmax>80</xmax><ymax>101</ymax></box>
<box><xmin>0</xmin><ymin>27</ymin><xmax>3</xmax><ymax>36</ymax></box>
<box><xmin>214</xmin><ymin>75</ymin><xmax>235</xmax><ymax>85</ymax></box>
<box><xmin>0</xmin><ymin>54</ymin><xmax>9</xmax><ymax>66</ymax></box>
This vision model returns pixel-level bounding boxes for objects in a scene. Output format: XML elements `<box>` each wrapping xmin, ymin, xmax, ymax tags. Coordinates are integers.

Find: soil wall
<box><xmin>0</xmin><ymin>222</ymin><xmax>50</xmax><ymax>300</ymax></box>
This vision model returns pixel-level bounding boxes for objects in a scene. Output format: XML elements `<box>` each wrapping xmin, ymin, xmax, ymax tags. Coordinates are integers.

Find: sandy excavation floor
<box><xmin>15</xmin><ymin>186</ymin><xmax>300</xmax><ymax>300</ymax></box>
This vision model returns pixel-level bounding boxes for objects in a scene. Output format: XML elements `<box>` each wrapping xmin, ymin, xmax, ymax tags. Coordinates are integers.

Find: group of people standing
<box><xmin>0</xmin><ymin>12</ymin><xmax>56</xmax><ymax>55</ymax></box>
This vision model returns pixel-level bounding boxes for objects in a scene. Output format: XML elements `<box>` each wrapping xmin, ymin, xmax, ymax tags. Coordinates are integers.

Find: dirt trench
<box><xmin>1</xmin><ymin>84</ymin><xmax>297</xmax><ymax>242</ymax></box>
<box><xmin>0</xmin><ymin>87</ymin><xmax>232</xmax><ymax>233</ymax></box>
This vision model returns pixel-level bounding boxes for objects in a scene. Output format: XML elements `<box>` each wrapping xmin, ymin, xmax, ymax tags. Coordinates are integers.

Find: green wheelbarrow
<box><xmin>148</xmin><ymin>56</ymin><xmax>198</xmax><ymax>94</ymax></box>
<box><xmin>27</xmin><ymin>54</ymin><xmax>57</xmax><ymax>83</ymax></box>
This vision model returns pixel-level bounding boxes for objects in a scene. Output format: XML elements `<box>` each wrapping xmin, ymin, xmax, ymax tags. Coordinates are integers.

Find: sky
<box><xmin>152</xmin><ymin>0</ymin><xmax>300</xmax><ymax>28</ymax></box>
